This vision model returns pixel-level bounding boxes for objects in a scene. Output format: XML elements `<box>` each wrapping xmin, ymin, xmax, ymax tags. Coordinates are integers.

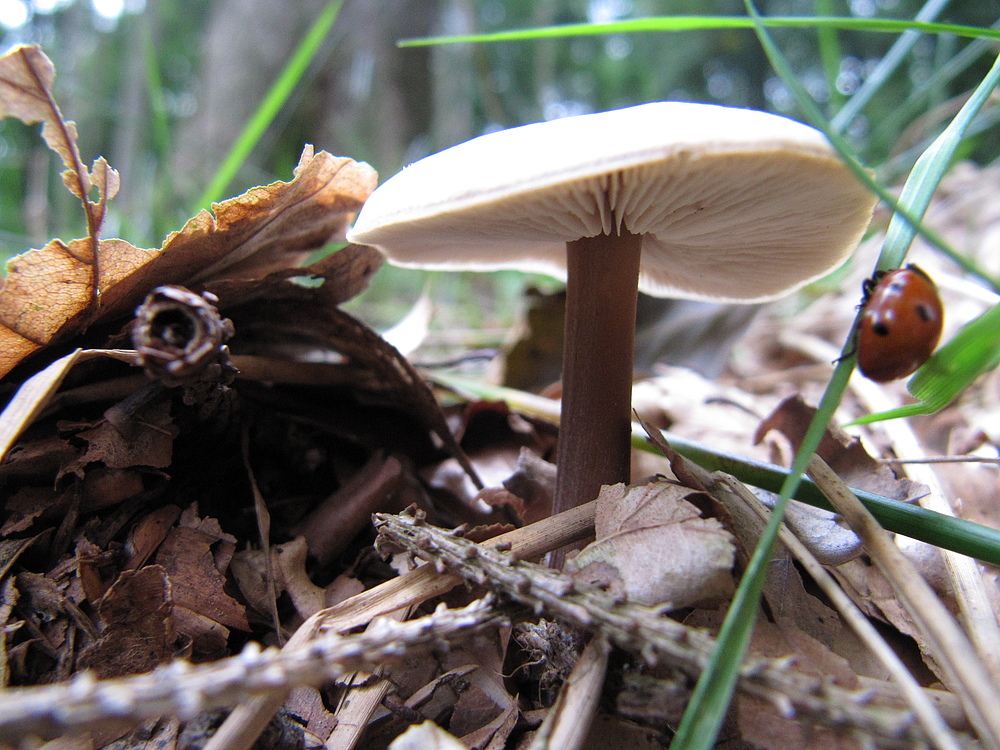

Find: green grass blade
<box><xmin>430</xmin><ymin>370</ymin><xmax>1000</xmax><ymax>565</ymax></box>
<box><xmin>399</xmin><ymin>16</ymin><xmax>1000</xmax><ymax>48</ymax></box>
<box><xmin>403</xmin><ymin>11</ymin><xmax>999</xmax><ymax>291</ymax></box>
<box><xmin>813</xmin><ymin>0</ymin><xmax>844</xmax><ymax>113</ymax></box>
<box><xmin>877</xmin><ymin>49</ymin><xmax>1000</xmax><ymax>271</ymax></box>
<box><xmin>194</xmin><ymin>0</ymin><xmax>343</xmax><ymax>212</ymax></box>
<box><xmin>874</xmin><ymin>24</ymin><xmax>1000</xmax><ymax>153</ymax></box>
<box><xmin>668</xmin><ymin>365</ymin><xmax>853</xmax><ymax>750</ymax></box>
<box><xmin>830</xmin><ymin>0</ymin><xmax>952</xmax><ymax>132</ymax></box>
<box><xmin>140</xmin><ymin>19</ymin><xmax>170</xmax><ymax>161</ymax></box>
<box><xmin>671</xmin><ymin>8</ymin><xmax>1000</xmax><ymax>747</ymax></box>
<box><xmin>645</xmin><ymin>426</ymin><xmax>1000</xmax><ymax>564</ymax></box>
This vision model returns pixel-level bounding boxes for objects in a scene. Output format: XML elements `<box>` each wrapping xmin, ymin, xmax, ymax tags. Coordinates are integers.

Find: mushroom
<box><xmin>347</xmin><ymin>101</ymin><xmax>876</xmax><ymax>523</ymax></box>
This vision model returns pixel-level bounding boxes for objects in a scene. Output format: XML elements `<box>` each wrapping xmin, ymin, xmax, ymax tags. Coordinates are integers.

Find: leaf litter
<box><xmin>0</xmin><ymin>43</ymin><xmax>998</xmax><ymax>750</ymax></box>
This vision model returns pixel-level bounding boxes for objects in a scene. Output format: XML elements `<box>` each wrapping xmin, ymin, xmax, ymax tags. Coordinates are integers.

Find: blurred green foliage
<box><xmin>0</xmin><ymin>0</ymin><xmax>996</xmax><ymax>334</ymax></box>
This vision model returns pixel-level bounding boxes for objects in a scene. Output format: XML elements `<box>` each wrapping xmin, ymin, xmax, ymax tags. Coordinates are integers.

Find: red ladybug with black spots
<box><xmin>856</xmin><ymin>264</ymin><xmax>943</xmax><ymax>383</ymax></box>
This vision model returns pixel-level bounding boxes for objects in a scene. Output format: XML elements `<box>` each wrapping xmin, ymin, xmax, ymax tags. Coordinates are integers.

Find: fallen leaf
<box><xmin>171</xmin><ymin>606</ymin><xmax>229</xmax><ymax>662</ymax></box>
<box><xmin>63</xmin><ymin>395</ymin><xmax>178</xmax><ymax>475</ymax></box>
<box><xmin>152</xmin><ymin>506</ymin><xmax>248</xmax><ymax>633</ymax></box>
<box><xmin>0</xmin><ymin>486</ymin><xmax>66</xmax><ymax>535</ymax></box>
<box><xmin>274</xmin><ymin>538</ymin><xmax>327</xmax><ymax>620</ymax></box>
<box><xmin>76</xmin><ymin>565</ymin><xmax>175</xmax><ymax>679</ymax></box>
<box><xmin>124</xmin><ymin>505</ymin><xmax>183</xmax><ymax>570</ymax></box>
<box><xmin>0</xmin><ymin>576</ymin><xmax>18</xmax><ymax>686</ymax></box>
<box><xmin>0</xmin><ymin>348</ymin><xmax>140</xmax><ymax>463</ymax></box>
<box><xmin>0</xmin><ymin>148</ymin><xmax>376</xmax><ymax>379</ymax></box>
<box><xmin>0</xmin><ymin>45</ymin><xmax>87</xmax><ymax>192</ymax></box>
<box><xmin>569</xmin><ymin>480</ymin><xmax>735</xmax><ymax>608</ymax></box>
<box><xmin>0</xmin><ymin>45</ymin><xmax>57</xmax><ymax>126</ymax></box>
<box><xmin>755</xmin><ymin>395</ymin><xmax>927</xmax><ymax>503</ymax></box>
<box><xmin>286</xmin><ymin>686</ymin><xmax>338</xmax><ymax>744</ymax></box>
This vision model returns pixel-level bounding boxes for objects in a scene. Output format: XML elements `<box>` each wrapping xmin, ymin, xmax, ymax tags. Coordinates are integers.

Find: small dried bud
<box><xmin>132</xmin><ymin>286</ymin><xmax>236</xmax><ymax>386</ymax></box>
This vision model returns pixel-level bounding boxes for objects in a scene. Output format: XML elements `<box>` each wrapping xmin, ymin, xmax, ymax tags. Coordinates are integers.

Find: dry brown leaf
<box><xmin>203</xmin><ymin>241</ymin><xmax>384</xmax><ymax>310</ymax></box>
<box><xmin>273</xmin><ymin>538</ymin><xmax>328</xmax><ymax>621</ymax></box>
<box><xmin>0</xmin><ymin>147</ymin><xmax>376</xmax><ymax>379</ymax></box>
<box><xmin>87</xmin><ymin>156</ymin><xmax>120</xmax><ymax>203</ymax></box>
<box><xmin>0</xmin><ymin>238</ymin><xmax>103</xmax><ymax>347</ymax></box>
<box><xmin>0</xmin><ymin>348</ymin><xmax>141</xmax><ymax>469</ymax></box>
<box><xmin>755</xmin><ymin>395</ymin><xmax>927</xmax><ymax>504</ymax></box>
<box><xmin>152</xmin><ymin>507</ymin><xmax>248</xmax><ymax>634</ymax></box>
<box><xmin>0</xmin><ymin>576</ymin><xmax>17</xmax><ymax>687</ymax></box>
<box><xmin>569</xmin><ymin>480</ymin><xmax>735</xmax><ymax>608</ymax></box>
<box><xmin>736</xmin><ymin>693</ymin><xmax>861</xmax><ymax>750</ymax></box>
<box><xmin>230</xmin><ymin>537</ymin><xmax>329</xmax><ymax>623</ymax></box>
<box><xmin>76</xmin><ymin>565</ymin><xmax>175</xmax><ymax>679</ymax></box>
<box><xmin>62</xmin><ymin>396</ymin><xmax>178</xmax><ymax>475</ymax></box>
<box><xmin>123</xmin><ymin>505</ymin><xmax>182</xmax><ymax>571</ymax></box>
<box><xmin>0</xmin><ymin>45</ymin><xmax>85</xmax><ymax>190</ymax></box>
<box><xmin>0</xmin><ymin>45</ymin><xmax>57</xmax><ymax>126</ymax></box>
<box><xmin>286</xmin><ymin>686</ymin><xmax>338</xmax><ymax>745</ymax></box>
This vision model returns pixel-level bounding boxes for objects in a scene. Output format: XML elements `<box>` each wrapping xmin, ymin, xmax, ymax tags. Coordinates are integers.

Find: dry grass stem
<box><xmin>325</xmin><ymin>608</ymin><xmax>410</xmax><ymax>750</ymax></box>
<box><xmin>807</xmin><ymin>454</ymin><xmax>1000</xmax><ymax>750</ymax></box>
<box><xmin>710</xmin><ymin>473</ymin><xmax>962</xmax><ymax>750</ymax></box>
<box><xmin>203</xmin><ymin>502</ymin><xmax>598</xmax><ymax>750</ymax></box>
<box><xmin>0</xmin><ymin>599</ymin><xmax>504</xmax><ymax>744</ymax></box>
<box><xmin>798</xmin><ymin>332</ymin><xmax>1000</xmax><ymax>677</ymax></box>
<box><xmin>375</xmin><ymin>510</ymin><xmax>939</xmax><ymax>745</ymax></box>
<box><xmin>528</xmin><ymin>635</ymin><xmax>610</xmax><ymax>750</ymax></box>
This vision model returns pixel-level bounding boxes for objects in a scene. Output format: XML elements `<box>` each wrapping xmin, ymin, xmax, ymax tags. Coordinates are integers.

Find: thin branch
<box><xmin>375</xmin><ymin>510</ymin><xmax>940</xmax><ymax>746</ymax></box>
<box><xmin>0</xmin><ymin>599</ymin><xmax>505</xmax><ymax>744</ymax></box>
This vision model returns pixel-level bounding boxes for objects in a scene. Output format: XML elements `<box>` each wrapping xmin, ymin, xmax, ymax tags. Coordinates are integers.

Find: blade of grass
<box><xmin>669</xmin><ymin>7</ymin><xmax>1000</xmax><ymax>748</ymax></box>
<box><xmin>813</xmin><ymin>0</ymin><xmax>845</xmax><ymax>113</ymax></box>
<box><xmin>808</xmin><ymin>455</ymin><xmax>1000</xmax><ymax>748</ymax></box>
<box><xmin>140</xmin><ymin>20</ymin><xmax>170</xmax><ymax>161</ymax></box>
<box><xmin>194</xmin><ymin>0</ymin><xmax>343</xmax><ymax>212</ymax></box>
<box><xmin>428</xmin><ymin>371</ymin><xmax>1000</xmax><ymax>566</ymax></box>
<box><xmin>876</xmin><ymin>49</ymin><xmax>1000</xmax><ymax>272</ymax></box>
<box><xmin>874</xmin><ymin>23</ymin><xmax>1000</xmax><ymax>154</ymax></box>
<box><xmin>849</xmin><ymin>303</ymin><xmax>1000</xmax><ymax>423</ymax></box>
<box><xmin>721</xmin><ymin>474</ymin><xmax>962</xmax><ymax>750</ymax></box>
<box><xmin>830</xmin><ymin>0</ymin><xmax>953</xmax><ymax>133</ymax></box>
<box><xmin>668</xmin><ymin>361</ymin><xmax>854</xmax><ymax>750</ymax></box>
<box><xmin>399</xmin><ymin>15</ymin><xmax>1000</xmax><ymax>47</ymax></box>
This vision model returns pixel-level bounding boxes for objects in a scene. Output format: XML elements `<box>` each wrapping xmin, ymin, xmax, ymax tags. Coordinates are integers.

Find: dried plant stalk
<box><xmin>203</xmin><ymin>501</ymin><xmax>597</xmax><ymax>750</ymax></box>
<box><xmin>0</xmin><ymin>599</ymin><xmax>504</xmax><ymax>744</ymax></box>
<box><xmin>374</xmin><ymin>510</ymin><xmax>937</xmax><ymax>746</ymax></box>
<box><xmin>807</xmin><ymin>454</ymin><xmax>1000</xmax><ymax>750</ymax></box>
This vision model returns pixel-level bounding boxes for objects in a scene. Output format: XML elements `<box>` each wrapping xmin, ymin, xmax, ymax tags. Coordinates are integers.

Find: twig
<box><xmin>528</xmin><ymin>635</ymin><xmax>610</xmax><ymax>750</ymax></box>
<box><xmin>374</xmin><ymin>510</ymin><xmax>937</xmax><ymax>746</ymax></box>
<box><xmin>708</xmin><ymin>471</ymin><xmax>963</xmax><ymax>750</ymax></box>
<box><xmin>808</xmin><ymin>454</ymin><xmax>1000</xmax><ymax>750</ymax></box>
<box><xmin>0</xmin><ymin>599</ymin><xmax>504</xmax><ymax>744</ymax></box>
<box><xmin>202</xmin><ymin>500</ymin><xmax>596</xmax><ymax>750</ymax></box>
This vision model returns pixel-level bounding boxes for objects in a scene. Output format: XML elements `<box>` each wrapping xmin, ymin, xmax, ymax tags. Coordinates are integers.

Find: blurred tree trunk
<box><xmin>171</xmin><ymin>0</ymin><xmax>438</xmax><ymax>200</ymax></box>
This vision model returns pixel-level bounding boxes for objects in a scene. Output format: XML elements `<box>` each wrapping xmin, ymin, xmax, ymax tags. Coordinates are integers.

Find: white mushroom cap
<box><xmin>347</xmin><ymin>101</ymin><xmax>876</xmax><ymax>302</ymax></box>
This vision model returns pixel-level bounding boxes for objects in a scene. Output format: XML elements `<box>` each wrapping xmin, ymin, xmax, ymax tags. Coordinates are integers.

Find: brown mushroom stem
<box><xmin>553</xmin><ymin>228</ymin><xmax>642</xmax><ymax>519</ymax></box>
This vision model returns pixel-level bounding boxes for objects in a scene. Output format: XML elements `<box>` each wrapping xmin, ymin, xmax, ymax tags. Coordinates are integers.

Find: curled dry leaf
<box><xmin>569</xmin><ymin>480</ymin><xmax>735</xmax><ymax>608</ymax></box>
<box><xmin>0</xmin><ymin>45</ymin><xmax>87</xmax><ymax>194</ymax></box>
<box><xmin>131</xmin><ymin>286</ymin><xmax>235</xmax><ymax>386</ymax></box>
<box><xmin>0</xmin><ymin>146</ymin><xmax>376</xmax><ymax>378</ymax></box>
<box><xmin>76</xmin><ymin>565</ymin><xmax>176</xmax><ymax>679</ymax></box>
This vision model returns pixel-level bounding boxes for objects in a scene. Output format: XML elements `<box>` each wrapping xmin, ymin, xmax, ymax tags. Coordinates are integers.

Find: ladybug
<box><xmin>857</xmin><ymin>264</ymin><xmax>943</xmax><ymax>383</ymax></box>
